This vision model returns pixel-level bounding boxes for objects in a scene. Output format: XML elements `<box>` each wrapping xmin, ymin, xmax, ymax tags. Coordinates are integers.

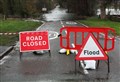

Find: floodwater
<box><xmin>43</xmin><ymin>6</ymin><xmax>120</xmax><ymax>22</ymax></box>
<box><xmin>43</xmin><ymin>6</ymin><xmax>76</xmax><ymax>21</ymax></box>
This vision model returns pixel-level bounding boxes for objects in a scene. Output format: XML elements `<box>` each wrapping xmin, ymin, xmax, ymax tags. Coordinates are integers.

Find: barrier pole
<box><xmin>107</xmin><ymin>56</ymin><xmax>110</xmax><ymax>73</ymax></box>
<box><xmin>49</xmin><ymin>50</ymin><xmax>51</xmax><ymax>57</ymax></box>
<box><xmin>75</xmin><ymin>59</ymin><xmax>77</xmax><ymax>74</ymax></box>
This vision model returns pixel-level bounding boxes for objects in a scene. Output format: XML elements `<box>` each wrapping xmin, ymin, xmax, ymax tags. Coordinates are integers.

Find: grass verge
<box><xmin>79</xmin><ymin>17</ymin><xmax>120</xmax><ymax>35</ymax></box>
<box><xmin>0</xmin><ymin>19</ymin><xmax>42</xmax><ymax>46</ymax></box>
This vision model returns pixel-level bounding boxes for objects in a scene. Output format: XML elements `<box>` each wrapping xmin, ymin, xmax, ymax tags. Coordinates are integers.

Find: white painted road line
<box><xmin>79</xmin><ymin>22</ymin><xmax>89</xmax><ymax>27</ymax></box>
<box><xmin>116</xmin><ymin>37</ymin><xmax>120</xmax><ymax>41</ymax></box>
<box><xmin>80</xmin><ymin>22</ymin><xmax>119</xmax><ymax>41</ymax></box>
<box><xmin>60</xmin><ymin>21</ymin><xmax>63</xmax><ymax>25</ymax></box>
<box><xmin>48</xmin><ymin>31</ymin><xmax>59</xmax><ymax>40</ymax></box>
<box><xmin>60</xmin><ymin>21</ymin><xmax>65</xmax><ymax>27</ymax></box>
<box><xmin>36</xmin><ymin>21</ymin><xmax>46</xmax><ymax>31</ymax></box>
<box><xmin>36</xmin><ymin>22</ymin><xmax>59</xmax><ymax>40</ymax></box>
<box><xmin>66</xmin><ymin>21</ymin><xmax>77</xmax><ymax>25</ymax></box>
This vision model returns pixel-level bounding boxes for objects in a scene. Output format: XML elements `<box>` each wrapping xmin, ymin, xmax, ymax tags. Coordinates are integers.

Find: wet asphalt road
<box><xmin>0</xmin><ymin>6</ymin><xmax>120</xmax><ymax>82</ymax></box>
<box><xmin>0</xmin><ymin>21</ymin><xmax>120</xmax><ymax>82</ymax></box>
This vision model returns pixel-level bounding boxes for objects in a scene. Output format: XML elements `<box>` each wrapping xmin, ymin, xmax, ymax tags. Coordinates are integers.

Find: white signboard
<box><xmin>76</xmin><ymin>33</ymin><xmax>108</xmax><ymax>60</ymax></box>
<box><xmin>42</xmin><ymin>8</ymin><xmax>47</xmax><ymax>11</ymax></box>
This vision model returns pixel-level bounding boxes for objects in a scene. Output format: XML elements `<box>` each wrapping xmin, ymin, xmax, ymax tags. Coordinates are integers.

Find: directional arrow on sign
<box><xmin>75</xmin><ymin>33</ymin><xmax>108</xmax><ymax>60</ymax></box>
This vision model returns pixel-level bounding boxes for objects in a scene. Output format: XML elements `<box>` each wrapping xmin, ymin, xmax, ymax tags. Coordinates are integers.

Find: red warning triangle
<box><xmin>75</xmin><ymin>33</ymin><xmax>108</xmax><ymax>60</ymax></box>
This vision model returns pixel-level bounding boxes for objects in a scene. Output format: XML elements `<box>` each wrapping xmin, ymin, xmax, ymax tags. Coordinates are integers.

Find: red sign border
<box><xmin>75</xmin><ymin>33</ymin><xmax>108</xmax><ymax>60</ymax></box>
<box><xmin>19</xmin><ymin>31</ymin><xmax>50</xmax><ymax>52</ymax></box>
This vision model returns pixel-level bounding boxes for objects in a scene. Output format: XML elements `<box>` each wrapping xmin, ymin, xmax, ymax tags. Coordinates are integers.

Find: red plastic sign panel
<box><xmin>20</xmin><ymin>31</ymin><xmax>50</xmax><ymax>52</ymax></box>
<box><xmin>75</xmin><ymin>33</ymin><xmax>108</xmax><ymax>60</ymax></box>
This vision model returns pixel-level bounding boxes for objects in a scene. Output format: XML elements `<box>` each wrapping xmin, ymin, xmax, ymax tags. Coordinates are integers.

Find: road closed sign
<box><xmin>20</xmin><ymin>31</ymin><xmax>50</xmax><ymax>52</ymax></box>
<box><xmin>76</xmin><ymin>33</ymin><xmax>108</xmax><ymax>60</ymax></box>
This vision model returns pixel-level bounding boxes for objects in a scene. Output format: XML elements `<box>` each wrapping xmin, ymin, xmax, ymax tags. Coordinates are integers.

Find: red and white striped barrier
<box><xmin>0</xmin><ymin>32</ymin><xmax>19</xmax><ymax>35</ymax></box>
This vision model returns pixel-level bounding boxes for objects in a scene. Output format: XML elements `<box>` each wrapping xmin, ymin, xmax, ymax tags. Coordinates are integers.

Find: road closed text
<box><xmin>20</xmin><ymin>31</ymin><xmax>49</xmax><ymax>52</ymax></box>
<box><xmin>22</xmin><ymin>36</ymin><xmax>47</xmax><ymax>47</ymax></box>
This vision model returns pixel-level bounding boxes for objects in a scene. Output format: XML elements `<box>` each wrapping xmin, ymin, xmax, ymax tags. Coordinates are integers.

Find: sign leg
<box><xmin>75</xmin><ymin>59</ymin><xmax>77</xmax><ymax>74</ymax></box>
<box><xmin>96</xmin><ymin>60</ymin><xmax>100</xmax><ymax>69</ymax></box>
<box><xmin>79</xmin><ymin>61</ymin><xmax>81</xmax><ymax>67</ymax></box>
<box><xmin>107</xmin><ymin>56</ymin><xmax>110</xmax><ymax>73</ymax></box>
<box><xmin>19</xmin><ymin>52</ymin><xmax>23</xmax><ymax>61</ymax></box>
<box><xmin>48</xmin><ymin>50</ymin><xmax>51</xmax><ymax>57</ymax></box>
